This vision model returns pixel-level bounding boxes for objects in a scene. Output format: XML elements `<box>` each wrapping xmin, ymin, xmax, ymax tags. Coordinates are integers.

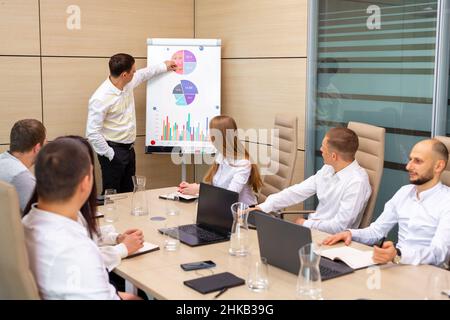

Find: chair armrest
<box><xmin>277</xmin><ymin>210</ymin><xmax>315</xmax><ymax>220</ymax></box>
<box><xmin>282</xmin><ymin>210</ymin><xmax>315</xmax><ymax>215</ymax></box>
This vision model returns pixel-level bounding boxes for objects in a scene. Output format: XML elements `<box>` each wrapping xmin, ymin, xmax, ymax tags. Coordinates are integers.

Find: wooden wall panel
<box><xmin>42</xmin><ymin>58</ymin><xmax>152</xmax><ymax>139</ymax></box>
<box><xmin>0</xmin><ymin>0</ymin><xmax>40</xmax><ymax>55</ymax></box>
<box><xmin>0</xmin><ymin>145</ymin><xmax>9</xmax><ymax>153</ymax></box>
<box><xmin>196</xmin><ymin>0</ymin><xmax>307</xmax><ymax>58</ymax></box>
<box><xmin>40</xmin><ymin>0</ymin><xmax>194</xmax><ymax>57</ymax></box>
<box><xmin>3</xmin><ymin>0</ymin><xmax>309</xmax><ymax>191</ymax></box>
<box><xmin>0</xmin><ymin>57</ymin><xmax>42</xmax><ymax>144</ymax></box>
<box><xmin>222</xmin><ymin>58</ymin><xmax>306</xmax><ymax>149</ymax></box>
<box><xmin>42</xmin><ymin>57</ymin><xmax>108</xmax><ymax>139</ymax></box>
<box><xmin>193</xmin><ymin>163</ymin><xmax>209</xmax><ymax>183</ymax></box>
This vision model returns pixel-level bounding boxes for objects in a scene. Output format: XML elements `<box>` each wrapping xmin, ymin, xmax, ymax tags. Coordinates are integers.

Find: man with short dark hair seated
<box><xmin>254</xmin><ymin>127</ymin><xmax>371</xmax><ymax>234</ymax></box>
<box><xmin>22</xmin><ymin>138</ymin><xmax>139</xmax><ymax>299</ymax></box>
<box><xmin>324</xmin><ymin>139</ymin><xmax>450</xmax><ymax>267</ymax></box>
<box><xmin>0</xmin><ymin>119</ymin><xmax>46</xmax><ymax>212</ymax></box>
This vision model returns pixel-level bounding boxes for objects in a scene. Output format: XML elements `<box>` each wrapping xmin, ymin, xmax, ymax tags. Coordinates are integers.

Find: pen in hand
<box><xmin>214</xmin><ymin>287</ymin><xmax>228</xmax><ymax>299</ymax></box>
<box><xmin>376</xmin><ymin>237</ymin><xmax>386</xmax><ymax>248</ymax></box>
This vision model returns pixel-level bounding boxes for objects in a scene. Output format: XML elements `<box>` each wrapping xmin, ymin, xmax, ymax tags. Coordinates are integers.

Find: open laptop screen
<box><xmin>196</xmin><ymin>183</ymin><xmax>239</xmax><ymax>236</ymax></box>
<box><xmin>254</xmin><ymin>210</ymin><xmax>312</xmax><ymax>274</ymax></box>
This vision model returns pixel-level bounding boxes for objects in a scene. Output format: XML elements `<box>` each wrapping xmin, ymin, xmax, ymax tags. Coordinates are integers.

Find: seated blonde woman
<box><xmin>178</xmin><ymin>115</ymin><xmax>262</xmax><ymax>206</ymax></box>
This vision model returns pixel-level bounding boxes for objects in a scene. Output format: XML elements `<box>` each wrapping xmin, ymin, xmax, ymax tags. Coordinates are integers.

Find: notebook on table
<box><xmin>184</xmin><ymin>272</ymin><xmax>245</xmax><ymax>294</ymax></box>
<box><xmin>320</xmin><ymin>246</ymin><xmax>375</xmax><ymax>270</ymax></box>
<box><xmin>159</xmin><ymin>192</ymin><xmax>198</xmax><ymax>202</ymax></box>
<box><xmin>125</xmin><ymin>242</ymin><xmax>160</xmax><ymax>259</ymax></box>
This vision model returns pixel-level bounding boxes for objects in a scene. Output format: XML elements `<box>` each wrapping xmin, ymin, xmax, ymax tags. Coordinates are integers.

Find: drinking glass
<box><xmin>247</xmin><ymin>256</ymin><xmax>269</xmax><ymax>292</ymax></box>
<box><xmin>104</xmin><ymin>189</ymin><xmax>118</xmax><ymax>223</ymax></box>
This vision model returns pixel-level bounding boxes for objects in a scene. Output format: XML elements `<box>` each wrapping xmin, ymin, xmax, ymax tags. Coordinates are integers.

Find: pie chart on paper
<box><xmin>172</xmin><ymin>80</ymin><xmax>198</xmax><ymax>106</ymax></box>
<box><xmin>172</xmin><ymin>50</ymin><xmax>197</xmax><ymax>75</ymax></box>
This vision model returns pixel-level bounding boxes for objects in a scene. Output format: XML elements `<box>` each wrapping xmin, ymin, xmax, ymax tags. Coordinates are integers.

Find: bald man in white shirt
<box><xmin>324</xmin><ymin>139</ymin><xmax>450</xmax><ymax>267</ymax></box>
<box><xmin>254</xmin><ymin>127</ymin><xmax>371</xmax><ymax>234</ymax></box>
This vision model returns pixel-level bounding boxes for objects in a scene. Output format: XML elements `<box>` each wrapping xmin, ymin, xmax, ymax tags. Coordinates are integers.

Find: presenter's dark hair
<box><xmin>10</xmin><ymin>119</ymin><xmax>46</xmax><ymax>153</ymax></box>
<box><xmin>109</xmin><ymin>53</ymin><xmax>135</xmax><ymax>77</ymax></box>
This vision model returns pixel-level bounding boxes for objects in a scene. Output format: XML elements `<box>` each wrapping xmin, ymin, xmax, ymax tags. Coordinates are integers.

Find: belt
<box><xmin>107</xmin><ymin>141</ymin><xmax>134</xmax><ymax>150</ymax></box>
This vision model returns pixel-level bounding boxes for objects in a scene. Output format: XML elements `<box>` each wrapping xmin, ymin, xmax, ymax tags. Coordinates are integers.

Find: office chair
<box><xmin>347</xmin><ymin>121</ymin><xmax>385</xmax><ymax>228</ymax></box>
<box><xmin>0</xmin><ymin>181</ymin><xmax>40</xmax><ymax>299</ymax></box>
<box><xmin>434</xmin><ymin>136</ymin><xmax>450</xmax><ymax>187</ymax></box>
<box><xmin>279</xmin><ymin>121</ymin><xmax>385</xmax><ymax>229</ymax></box>
<box><xmin>257</xmin><ymin>114</ymin><xmax>298</xmax><ymax>203</ymax></box>
<box><xmin>433</xmin><ymin>136</ymin><xmax>450</xmax><ymax>270</ymax></box>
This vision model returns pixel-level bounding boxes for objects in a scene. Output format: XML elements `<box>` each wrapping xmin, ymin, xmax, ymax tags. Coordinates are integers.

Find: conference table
<box><xmin>98</xmin><ymin>187</ymin><xmax>449</xmax><ymax>300</ymax></box>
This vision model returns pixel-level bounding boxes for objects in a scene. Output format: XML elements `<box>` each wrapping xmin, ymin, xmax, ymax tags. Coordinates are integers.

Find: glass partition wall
<box><xmin>305</xmin><ymin>0</ymin><xmax>449</xmax><ymax>233</ymax></box>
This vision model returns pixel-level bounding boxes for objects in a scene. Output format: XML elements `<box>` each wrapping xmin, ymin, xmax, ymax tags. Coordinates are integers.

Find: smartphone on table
<box><xmin>180</xmin><ymin>260</ymin><xmax>216</xmax><ymax>271</ymax></box>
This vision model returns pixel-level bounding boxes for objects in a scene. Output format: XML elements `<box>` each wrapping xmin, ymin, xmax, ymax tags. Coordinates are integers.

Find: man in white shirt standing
<box><xmin>86</xmin><ymin>53</ymin><xmax>177</xmax><ymax>194</ymax></box>
<box><xmin>254</xmin><ymin>127</ymin><xmax>371</xmax><ymax>234</ymax></box>
<box><xmin>23</xmin><ymin>138</ymin><xmax>139</xmax><ymax>299</ymax></box>
<box><xmin>324</xmin><ymin>139</ymin><xmax>450</xmax><ymax>267</ymax></box>
<box><xmin>0</xmin><ymin>119</ymin><xmax>46</xmax><ymax>212</ymax></box>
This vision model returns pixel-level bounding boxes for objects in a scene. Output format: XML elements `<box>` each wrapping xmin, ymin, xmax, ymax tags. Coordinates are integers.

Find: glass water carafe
<box><xmin>131</xmin><ymin>175</ymin><xmax>148</xmax><ymax>216</ymax></box>
<box><xmin>297</xmin><ymin>243</ymin><xmax>323</xmax><ymax>299</ymax></box>
<box><xmin>229</xmin><ymin>202</ymin><xmax>250</xmax><ymax>256</ymax></box>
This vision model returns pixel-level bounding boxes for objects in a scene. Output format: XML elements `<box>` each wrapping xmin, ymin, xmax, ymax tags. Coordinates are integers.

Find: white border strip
<box><xmin>147</xmin><ymin>38</ymin><xmax>221</xmax><ymax>46</ymax></box>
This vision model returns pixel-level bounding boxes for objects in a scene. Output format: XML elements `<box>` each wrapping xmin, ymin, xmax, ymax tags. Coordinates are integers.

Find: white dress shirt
<box><xmin>259</xmin><ymin>160</ymin><xmax>371</xmax><ymax>234</ymax></box>
<box><xmin>0</xmin><ymin>151</ymin><xmax>36</xmax><ymax>212</ymax></box>
<box><xmin>86</xmin><ymin>63</ymin><xmax>167</xmax><ymax>160</ymax></box>
<box><xmin>350</xmin><ymin>183</ymin><xmax>450</xmax><ymax>266</ymax></box>
<box><xmin>212</xmin><ymin>154</ymin><xmax>257</xmax><ymax>205</ymax></box>
<box><xmin>78</xmin><ymin>216</ymin><xmax>128</xmax><ymax>271</ymax></box>
<box><xmin>22</xmin><ymin>205</ymin><xmax>120</xmax><ymax>300</ymax></box>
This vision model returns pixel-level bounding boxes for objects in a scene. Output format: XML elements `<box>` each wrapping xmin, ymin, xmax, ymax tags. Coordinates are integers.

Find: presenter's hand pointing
<box><xmin>165</xmin><ymin>60</ymin><xmax>178</xmax><ymax>71</ymax></box>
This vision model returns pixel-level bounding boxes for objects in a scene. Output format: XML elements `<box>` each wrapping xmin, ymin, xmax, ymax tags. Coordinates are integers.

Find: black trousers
<box><xmin>108</xmin><ymin>271</ymin><xmax>149</xmax><ymax>300</ymax></box>
<box><xmin>98</xmin><ymin>142</ymin><xmax>136</xmax><ymax>194</ymax></box>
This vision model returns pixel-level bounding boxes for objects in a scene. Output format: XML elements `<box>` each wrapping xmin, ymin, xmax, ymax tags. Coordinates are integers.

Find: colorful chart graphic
<box><xmin>146</xmin><ymin>40</ymin><xmax>220</xmax><ymax>154</ymax></box>
<box><xmin>161</xmin><ymin>113</ymin><xmax>209</xmax><ymax>142</ymax></box>
<box><xmin>172</xmin><ymin>50</ymin><xmax>197</xmax><ymax>75</ymax></box>
<box><xmin>173</xmin><ymin>80</ymin><xmax>198</xmax><ymax>105</ymax></box>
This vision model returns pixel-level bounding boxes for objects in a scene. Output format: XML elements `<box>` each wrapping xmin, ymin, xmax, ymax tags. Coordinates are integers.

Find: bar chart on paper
<box><xmin>146</xmin><ymin>38</ymin><xmax>221</xmax><ymax>154</ymax></box>
<box><xmin>149</xmin><ymin>105</ymin><xmax>217</xmax><ymax>153</ymax></box>
<box><xmin>160</xmin><ymin>113</ymin><xmax>209</xmax><ymax>142</ymax></box>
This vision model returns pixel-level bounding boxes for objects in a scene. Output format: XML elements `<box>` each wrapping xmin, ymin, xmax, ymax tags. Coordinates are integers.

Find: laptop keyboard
<box><xmin>178</xmin><ymin>225</ymin><xmax>224</xmax><ymax>241</ymax></box>
<box><xmin>319</xmin><ymin>264</ymin><xmax>342</xmax><ymax>279</ymax></box>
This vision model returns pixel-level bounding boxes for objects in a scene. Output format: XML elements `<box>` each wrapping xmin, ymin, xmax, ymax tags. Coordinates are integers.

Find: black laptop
<box><xmin>253</xmin><ymin>211</ymin><xmax>354</xmax><ymax>281</ymax></box>
<box><xmin>158</xmin><ymin>183</ymin><xmax>239</xmax><ymax>247</ymax></box>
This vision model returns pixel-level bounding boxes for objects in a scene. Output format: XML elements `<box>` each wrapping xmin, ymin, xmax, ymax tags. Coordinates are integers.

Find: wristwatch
<box><xmin>392</xmin><ymin>248</ymin><xmax>402</xmax><ymax>264</ymax></box>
